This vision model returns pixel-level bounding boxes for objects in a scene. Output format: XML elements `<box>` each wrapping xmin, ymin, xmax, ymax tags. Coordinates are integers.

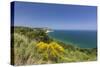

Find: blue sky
<box><xmin>13</xmin><ymin>1</ymin><xmax>97</xmax><ymax>30</ymax></box>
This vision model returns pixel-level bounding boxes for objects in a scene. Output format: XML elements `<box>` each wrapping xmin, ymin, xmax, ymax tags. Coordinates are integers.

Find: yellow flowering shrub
<box><xmin>34</xmin><ymin>41</ymin><xmax>65</xmax><ymax>62</ymax></box>
<box><xmin>50</xmin><ymin>42</ymin><xmax>65</xmax><ymax>52</ymax></box>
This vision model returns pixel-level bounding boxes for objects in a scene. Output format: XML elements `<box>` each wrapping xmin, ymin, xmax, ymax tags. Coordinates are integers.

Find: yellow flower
<box><xmin>35</xmin><ymin>41</ymin><xmax>65</xmax><ymax>61</ymax></box>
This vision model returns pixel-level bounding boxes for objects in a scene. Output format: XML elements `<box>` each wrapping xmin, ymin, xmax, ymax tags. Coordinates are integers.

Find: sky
<box><xmin>12</xmin><ymin>1</ymin><xmax>97</xmax><ymax>30</ymax></box>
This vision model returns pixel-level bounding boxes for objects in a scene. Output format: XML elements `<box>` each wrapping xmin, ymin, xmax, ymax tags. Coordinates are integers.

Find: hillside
<box><xmin>11</xmin><ymin>26</ymin><xmax>97</xmax><ymax>65</ymax></box>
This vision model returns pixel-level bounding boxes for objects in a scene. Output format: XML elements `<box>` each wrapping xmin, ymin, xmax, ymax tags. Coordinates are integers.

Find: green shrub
<box><xmin>12</xmin><ymin>26</ymin><xmax>97</xmax><ymax>65</ymax></box>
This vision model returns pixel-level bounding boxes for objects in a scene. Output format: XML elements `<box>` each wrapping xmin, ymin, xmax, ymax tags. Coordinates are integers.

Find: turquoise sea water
<box><xmin>48</xmin><ymin>30</ymin><xmax>97</xmax><ymax>48</ymax></box>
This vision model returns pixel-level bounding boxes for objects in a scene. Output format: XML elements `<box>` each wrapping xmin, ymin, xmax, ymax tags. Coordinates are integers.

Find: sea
<box><xmin>48</xmin><ymin>30</ymin><xmax>97</xmax><ymax>48</ymax></box>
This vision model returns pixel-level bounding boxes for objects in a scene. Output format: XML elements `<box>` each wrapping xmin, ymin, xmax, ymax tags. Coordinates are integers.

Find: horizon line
<box><xmin>13</xmin><ymin>25</ymin><xmax>97</xmax><ymax>31</ymax></box>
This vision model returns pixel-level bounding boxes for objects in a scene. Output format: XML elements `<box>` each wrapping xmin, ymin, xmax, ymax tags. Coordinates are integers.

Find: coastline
<box><xmin>48</xmin><ymin>30</ymin><xmax>97</xmax><ymax>48</ymax></box>
<box><xmin>12</xmin><ymin>26</ymin><xmax>97</xmax><ymax>65</ymax></box>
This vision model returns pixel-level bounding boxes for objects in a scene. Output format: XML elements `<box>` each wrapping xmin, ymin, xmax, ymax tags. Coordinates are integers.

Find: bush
<box><xmin>12</xmin><ymin>26</ymin><xmax>97</xmax><ymax>65</ymax></box>
<box><xmin>34</xmin><ymin>42</ymin><xmax>66</xmax><ymax>63</ymax></box>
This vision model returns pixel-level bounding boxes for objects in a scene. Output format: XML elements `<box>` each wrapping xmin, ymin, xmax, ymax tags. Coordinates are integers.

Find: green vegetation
<box><xmin>11</xmin><ymin>26</ymin><xmax>97</xmax><ymax>65</ymax></box>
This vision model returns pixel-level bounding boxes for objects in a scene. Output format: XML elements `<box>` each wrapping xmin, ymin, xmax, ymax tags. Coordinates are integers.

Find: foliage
<box><xmin>14</xmin><ymin>26</ymin><xmax>53</xmax><ymax>43</ymax></box>
<box><xmin>34</xmin><ymin>42</ymin><xmax>65</xmax><ymax>63</ymax></box>
<box><xmin>11</xmin><ymin>26</ymin><xmax>97</xmax><ymax>65</ymax></box>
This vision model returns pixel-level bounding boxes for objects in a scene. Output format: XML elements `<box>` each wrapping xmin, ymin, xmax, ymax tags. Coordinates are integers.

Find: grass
<box><xmin>11</xmin><ymin>26</ymin><xmax>97</xmax><ymax>65</ymax></box>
